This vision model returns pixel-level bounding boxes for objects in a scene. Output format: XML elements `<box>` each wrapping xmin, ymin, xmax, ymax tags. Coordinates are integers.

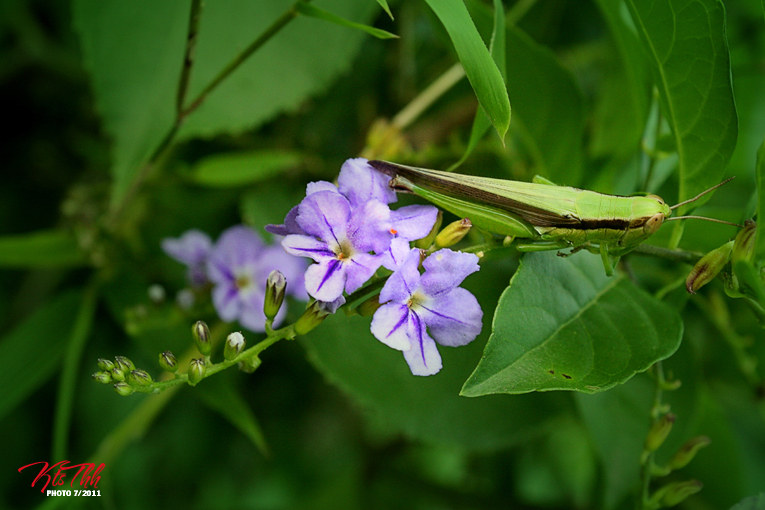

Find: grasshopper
<box><xmin>368</xmin><ymin>160</ymin><xmax>735</xmax><ymax>275</ymax></box>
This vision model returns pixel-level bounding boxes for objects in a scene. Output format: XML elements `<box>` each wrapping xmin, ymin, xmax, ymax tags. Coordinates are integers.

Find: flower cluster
<box><xmin>162</xmin><ymin>225</ymin><xmax>306</xmax><ymax>332</ymax></box>
<box><xmin>269</xmin><ymin>158</ymin><xmax>484</xmax><ymax>375</ymax></box>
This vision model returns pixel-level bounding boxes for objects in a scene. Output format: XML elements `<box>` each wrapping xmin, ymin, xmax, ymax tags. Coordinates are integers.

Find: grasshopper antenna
<box><xmin>670</xmin><ymin>176</ymin><xmax>735</xmax><ymax>210</ymax></box>
<box><xmin>665</xmin><ymin>215</ymin><xmax>743</xmax><ymax>228</ymax></box>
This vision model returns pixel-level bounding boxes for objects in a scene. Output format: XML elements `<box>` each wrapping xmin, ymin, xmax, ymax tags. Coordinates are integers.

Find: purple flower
<box><xmin>206</xmin><ymin>225</ymin><xmax>307</xmax><ymax>332</ymax></box>
<box><xmin>370</xmin><ymin>248</ymin><xmax>482</xmax><ymax>376</ymax></box>
<box><xmin>161</xmin><ymin>230</ymin><xmax>213</xmax><ymax>287</ymax></box>
<box><xmin>381</xmin><ymin>205</ymin><xmax>439</xmax><ymax>270</ymax></box>
<box><xmin>337</xmin><ymin>158</ymin><xmax>396</xmax><ymax>206</ymax></box>
<box><xmin>282</xmin><ymin>190</ymin><xmax>393</xmax><ymax>302</ymax></box>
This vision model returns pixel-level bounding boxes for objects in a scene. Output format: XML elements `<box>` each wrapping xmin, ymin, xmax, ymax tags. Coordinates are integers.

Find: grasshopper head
<box><xmin>642</xmin><ymin>195</ymin><xmax>671</xmax><ymax>235</ymax></box>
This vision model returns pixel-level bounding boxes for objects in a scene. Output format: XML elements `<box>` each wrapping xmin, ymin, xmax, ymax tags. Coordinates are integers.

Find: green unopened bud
<box><xmin>237</xmin><ymin>356</ymin><xmax>262</xmax><ymax>373</ymax></box>
<box><xmin>264</xmin><ymin>270</ymin><xmax>287</xmax><ymax>321</ymax></box>
<box><xmin>651</xmin><ymin>480</ymin><xmax>703</xmax><ymax>507</ymax></box>
<box><xmin>188</xmin><ymin>358</ymin><xmax>206</xmax><ymax>386</ymax></box>
<box><xmin>111</xmin><ymin>368</ymin><xmax>125</xmax><ymax>382</ymax></box>
<box><xmin>159</xmin><ymin>351</ymin><xmax>177</xmax><ymax>372</ymax></box>
<box><xmin>92</xmin><ymin>371</ymin><xmax>112</xmax><ymax>384</ymax></box>
<box><xmin>127</xmin><ymin>369</ymin><xmax>153</xmax><ymax>386</ymax></box>
<box><xmin>356</xmin><ymin>293</ymin><xmax>382</xmax><ymax>317</ymax></box>
<box><xmin>415</xmin><ymin>210</ymin><xmax>443</xmax><ymax>249</ymax></box>
<box><xmin>192</xmin><ymin>320</ymin><xmax>211</xmax><ymax>356</ymax></box>
<box><xmin>731</xmin><ymin>220</ymin><xmax>756</xmax><ymax>265</ymax></box>
<box><xmin>224</xmin><ymin>332</ymin><xmax>246</xmax><ymax>360</ymax></box>
<box><xmin>114</xmin><ymin>355</ymin><xmax>135</xmax><ymax>372</ymax></box>
<box><xmin>686</xmin><ymin>241</ymin><xmax>733</xmax><ymax>293</ymax></box>
<box><xmin>97</xmin><ymin>358</ymin><xmax>115</xmax><ymax>372</ymax></box>
<box><xmin>113</xmin><ymin>382</ymin><xmax>134</xmax><ymax>396</ymax></box>
<box><xmin>435</xmin><ymin>218</ymin><xmax>472</xmax><ymax>248</ymax></box>
<box><xmin>645</xmin><ymin>413</ymin><xmax>676</xmax><ymax>453</ymax></box>
<box><xmin>294</xmin><ymin>301</ymin><xmax>331</xmax><ymax>335</ymax></box>
<box><xmin>668</xmin><ymin>435</ymin><xmax>711</xmax><ymax>471</ymax></box>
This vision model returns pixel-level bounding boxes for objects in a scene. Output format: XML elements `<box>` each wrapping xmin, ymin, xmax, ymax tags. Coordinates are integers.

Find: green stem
<box><xmin>630</xmin><ymin>243</ymin><xmax>703</xmax><ymax>265</ymax></box>
<box><xmin>180</xmin><ymin>0</ymin><xmax>310</xmax><ymax>119</ymax></box>
<box><xmin>506</xmin><ymin>0</ymin><xmax>538</xmax><ymax>25</ymax></box>
<box><xmin>391</xmin><ymin>62</ymin><xmax>465</xmax><ymax>130</ymax></box>
<box><xmin>51</xmin><ymin>281</ymin><xmax>99</xmax><ymax>460</ymax></box>
<box><xmin>176</xmin><ymin>0</ymin><xmax>203</xmax><ymax>116</ymax></box>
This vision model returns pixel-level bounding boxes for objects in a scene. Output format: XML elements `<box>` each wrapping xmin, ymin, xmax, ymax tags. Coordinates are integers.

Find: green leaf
<box><xmin>72</xmin><ymin>0</ymin><xmax>188</xmax><ymax>208</ymax></box>
<box><xmin>300</xmin><ymin>257</ymin><xmax>566</xmax><ymax>451</ymax></box>
<box><xmin>448</xmin><ymin>0</ymin><xmax>506</xmax><ymax>171</ymax></box>
<box><xmin>625</xmin><ymin>0</ymin><xmax>737</xmax><ymax>213</ymax></box>
<box><xmin>0</xmin><ymin>229</ymin><xmax>85</xmax><ymax>268</ymax></box>
<box><xmin>196</xmin><ymin>375</ymin><xmax>269</xmax><ymax>456</ymax></box>
<box><xmin>590</xmin><ymin>0</ymin><xmax>650</xmax><ymax>160</ymax></box>
<box><xmin>424</xmin><ymin>0</ymin><xmax>511</xmax><ymax>140</ymax></box>
<box><xmin>177</xmin><ymin>0</ymin><xmax>377</xmax><ymax>140</ymax></box>
<box><xmin>375</xmin><ymin>0</ymin><xmax>393</xmax><ymax>20</ymax></box>
<box><xmin>461</xmin><ymin>251</ymin><xmax>683</xmax><ymax>395</ymax></box>
<box><xmin>295</xmin><ymin>2</ymin><xmax>397</xmax><ymax>39</ymax></box>
<box><xmin>188</xmin><ymin>149</ymin><xmax>301</xmax><ymax>188</ymax></box>
<box><xmin>0</xmin><ymin>290</ymin><xmax>82</xmax><ymax>421</ymax></box>
<box><xmin>504</xmin><ymin>25</ymin><xmax>584</xmax><ymax>184</ymax></box>
<box><xmin>755</xmin><ymin>138</ymin><xmax>765</xmax><ymax>265</ymax></box>
<box><xmin>730</xmin><ymin>493</ymin><xmax>765</xmax><ymax>510</ymax></box>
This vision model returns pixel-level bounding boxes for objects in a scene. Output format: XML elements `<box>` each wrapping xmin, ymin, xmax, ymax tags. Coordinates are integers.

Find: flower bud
<box><xmin>415</xmin><ymin>210</ymin><xmax>443</xmax><ymax>249</ymax></box>
<box><xmin>668</xmin><ymin>435</ymin><xmax>710</xmax><ymax>471</ymax></box>
<box><xmin>237</xmin><ymin>356</ymin><xmax>261</xmax><ymax>373</ymax></box>
<box><xmin>224</xmin><ymin>332</ymin><xmax>246</xmax><ymax>361</ymax></box>
<box><xmin>92</xmin><ymin>371</ymin><xmax>112</xmax><ymax>384</ymax></box>
<box><xmin>159</xmin><ymin>351</ymin><xmax>177</xmax><ymax>372</ymax></box>
<box><xmin>731</xmin><ymin>220</ymin><xmax>756</xmax><ymax>265</ymax></box>
<box><xmin>111</xmin><ymin>368</ymin><xmax>126</xmax><ymax>382</ymax></box>
<box><xmin>127</xmin><ymin>369</ymin><xmax>153</xmax><ymax>386</ymax></box>
<box><xmin>294</xmin><ymin>301</ymin><xmax>331</xmax><ymax>336</ymax></box>
<box><xmin>356</xmin><ymin>293</ymin><xmax>382</xmax><ymax>317</ymax></box>
<box><xmin>113</xmin><ymin>382</ymin><xmax>134</xmax><ymax>396</ymax></box>
<box><xmin>192</xmin><ymin>320</ymin><xmax>211</xmax><ymax>356</ymax></box>
<box><xmin>435</xmin><ymin>218</ymin><xmax>472</xmax><ymax>248</ymax></box>
<box><xmin>114</xmin><ymin>355</ymin><xmax>135</xmax><ymax>372</ymax></box>
<box><xmin>685</xmin><ymin>241</ymin><xmax>733</xmax><ymax>293</ymax></box>
<box><xmin>97</xmin><ymin>358</ymin><xmax>115</xmax><ymax>372</ymax></box>
<box><xmin>188</xmin><ymin>358</ymin><xmax>206</xmax><ymax>385</ymax></box>
<box><xmin>645</xmin><ymin>413</ymin><xmax>675</xmax><ymax>453</ymax></box>
<box><xmin>264</xmin><ymin>270</ymin><xmax>287</xmax><ymax>321</ymax></box>
<box><xmin>651</xmin><ymin>480</ymin><xmax>703</xmax><ymax>507</ymax></box>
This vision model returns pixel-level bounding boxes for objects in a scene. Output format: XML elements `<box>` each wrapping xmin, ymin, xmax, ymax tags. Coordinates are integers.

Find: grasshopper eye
<box><xmin>643</xmin><ymin>213</ymin><xmax>665</xmax><ymax>234</ymax></box>
<box><xmin>646</xmin><ymin>194</ymin><xmax>665</xmax><ymax>205</ymax></box>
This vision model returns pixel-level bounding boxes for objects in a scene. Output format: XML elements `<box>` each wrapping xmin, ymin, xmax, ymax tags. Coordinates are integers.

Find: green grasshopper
<box><xmin>368</xmin><ymin>160</ymin><xmax>735</xmax><ymax>275</ymax></box>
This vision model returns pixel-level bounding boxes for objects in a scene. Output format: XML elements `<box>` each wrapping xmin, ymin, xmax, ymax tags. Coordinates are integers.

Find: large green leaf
<box><xmin>461</xmin><ymin>251</ymin><xmax>683</xmax><ymax>395</ymax></box>
<box><xmin>300</xmin><ymin>258</ymin><xmax>566</xmax><ymax>451</ymax></box>
<box><xmin>176</xmin><ymin>0</ymin><xmax>375</xmax><ymax>140</ymax></box>
<box><xmin>0</xmin><ymin>290</ymin><xmax>82</xmax><ymax>421</ymax></box>
<box><xmin>730</xmin><ymin>494</ymin><xmax>765</xmax><ymax>510</ymax></box>
<box><xmin>187</xmin><ymin>149</ymin><xmax>301</xmax><ymax>188</ymax></box>
<box><xmin>504</xmin><ymin>26</ymin><xmax>584</xmax><ymax>184</ymax></box>
<box><xmin>0</xmin><ymin>229</ymin><xmax>85</xmax><ymax>268</ymax></box>
<box><xmin>72</xmin><ymin>0</ymin><xmax>189</xmax><ymax>208</ymax></box>
<box><xmin>424</xmin><ymin>0</ymin><xmax>511</xmax><ymax>140</ymax></box>
<box><xmin>625</xmin><ymin>0</ymin><xmax>737</xmax><ymax>213</ymax></box>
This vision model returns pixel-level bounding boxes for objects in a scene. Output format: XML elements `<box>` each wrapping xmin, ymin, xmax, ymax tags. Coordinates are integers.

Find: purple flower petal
<box><xmin>162</xmin><ymin>229</ymin><xmax>212</xmax><ymax>265</ymax></box>
<box><xmin>265</xmin><ymin>205</ymin><xmax>303</xmax><ymax>236</ymax></box>
<box><xmin>296</xmin><ymin>190</ymin><xmax>350</xmax><ymax>244</ymax></box>
<box><xmin>344</xmin><ymin>252</ymin><xmax>383</xmax><ymax>294</ymax></box>
<box><xmin>390</xmin><ymin>205</ymin><xmax>438</xmax><ymax>241</ymax></box>
<box><xmin>237</xmin><ymin>288</ymin><xmax>269</xmax><ymax>332</ymax></box>
<box><xmin>212</xmin><ymin>283</ymin><xmax>241</xmax><ymax>322</ymax></box>
<box><xmin>401</xmin><ymin>312</ymin><xmax>442</xmax><ymax>376</ymax></box>
<box><xmin>420</xmin><ymin>249</ymin><xmax>480</xmax><ymax>296</ymax></box>
<box><xmin>370</xmin><ymin>303</ymin><xmax>413</xmax><ymax>351</ymax></box>
<box><xmin>338</xmin><ymin>158</ymin><xmax>396</xmax><ymax>206</ymax></box>
<box><xmin>346</xmin><ymin>199</ymin><xmax>392</xmax><ymax>253</ymax></box>
<box><xmin>207</xmin><ymin>226</ymin><xmax>263</xmax><ymax>285</ymax></box>
<box><xmin>379</xmin><ymin>248</ymin><xmax>421</xmax><ymax>303</ymax></box>
<box><xmin>304</xmin><ymin>259</ymin><xmax>347</xmax><ymax>302</ymax></box>
<box><xmin>381</xmin><ymin>237</ymin><xmax>412</xmax><ymax>271</ymax></box>
<box><xmin>319</xmin><ymin>295</ymin><xmax>346</xmax><ymax>314</ymax></box>
<box><xmin>306</xmin><ymin>180</ymin><xmax>339</xmax><ymax>195</ymax></box>
<box><xmin>282</xmin><ymin>234</ymin><xmax>335</xmax><ymax>263</ymax></box>
<box><xmin>418</xmin><ymin>287</ymin><xmax>482</xmax><ymax>347</ymax></box>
